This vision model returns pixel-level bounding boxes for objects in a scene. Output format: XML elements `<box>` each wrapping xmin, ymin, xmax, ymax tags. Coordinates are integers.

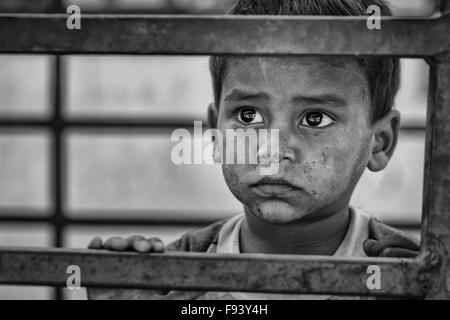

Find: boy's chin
<box><xmin>250</xmin><ymin>201</ymin><xmax>311</xmax><ymax>224</ymax></box>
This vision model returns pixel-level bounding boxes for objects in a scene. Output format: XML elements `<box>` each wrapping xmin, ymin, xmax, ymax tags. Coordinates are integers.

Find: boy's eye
<box><xmin>300</xmin><ymin>111</ymin><xmax>334</xmax><ymax>128</ymax></box>
<box><xmin>237</xmin><ymin>107</ymin><xmax>264</xmax><ymax>124</ymax></box>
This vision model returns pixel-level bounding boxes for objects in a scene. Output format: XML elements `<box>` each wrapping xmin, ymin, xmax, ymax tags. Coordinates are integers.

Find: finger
<box><xmin>379</xmin><ymin>247</ymin><xmax>419</xmax><ymax>258</ymax></box>
<box><xmin>104</xmin><ymin>237</ymin><xmax>128</xmax><ymax>251</ymax></box>
<box><xmin>88</xmin><ymin>237</ymin><xmax>104</xmax><ymax>249</ymax></box>
<box><xmin>371</xmin><ymin>236</ymin><xmax>419</xmax><ymax>256</ymax></box>
<box><xmin>368</xmin><ymin>218</ymin><xmax>415</xmax><ymax>241</ymax></box>
<box><xmin>126</xmin><ymin>235</ymin><xmax>145</xmax><ymax>243</ymax></box>
<box><xmin>368</xmin><ymin>219</ymin><xmax>419</xmax><ymax>250</ymax></box>
<box><xmin>363</xmin><ymin>239</ymin><xmax>378</xmax><ymax>257</ymax></box>
<box><xmin>368</xmin><ymin>218</ymin><xmax>392</xmax><ymax>240</ymax></box>
<box><xmin>131</xmin><ymin>239</ymin><xmax>153</xmax><ymax>253</ymax></box>
<box><xmin>147</xmin><ymin>237</ymin><xmax>165</xmax><ymax>253</ymax></box>
<box><xmin>126</xmin><ymin>235</ymin><xmax>146</xmax><ymax>251</ymax></box>
<box><xmin>370</xmin><ymin>218</ymin><xmax>418</xmax><ymax>245</ymax></box>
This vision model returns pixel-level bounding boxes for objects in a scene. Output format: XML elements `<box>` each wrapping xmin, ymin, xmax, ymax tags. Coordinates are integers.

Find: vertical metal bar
<box><xmin>54</xmin><ymin>0</ymin><xmax>65</xmax><ymax>301</ymax></box>
<box><xmin>438</xmin><ymin>0</ymin><xmax>450</xmax><ymax>14</ymax></box>
<box><xmin>50</xmin><ymin>55</ymin><xmax>65</xmax><ymax>300</ymax></box>
<box><xmin>422</xmin><ymin>59</ymin><xmax>450</xmax><ymax>299</ymax></box>
<box><xmin>51</xmin><ymin>56</ymin><xmax>64</xmax><ymax>249</ymax></box>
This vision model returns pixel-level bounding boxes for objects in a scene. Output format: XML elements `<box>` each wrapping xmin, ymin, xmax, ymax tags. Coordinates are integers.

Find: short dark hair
<box><xmin>209</xmin><ymin>0</ymin><xmax>401</xmax><ymax>122</ymax></box>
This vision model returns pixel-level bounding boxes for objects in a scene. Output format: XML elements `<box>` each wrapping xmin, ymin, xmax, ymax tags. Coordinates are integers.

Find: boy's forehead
<box><xmin>222</xmin><ymin>57</ymin><xmax>369</xmax><ymax>103</ymax></box>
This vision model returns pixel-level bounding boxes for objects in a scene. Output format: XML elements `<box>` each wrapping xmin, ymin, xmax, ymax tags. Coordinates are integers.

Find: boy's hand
<box><xmin>88</xmin><ymin>235</ymin><xmax>165</xmax><ymax>253</ymax></box>
<box><xmin>363</xmin><ymin>218</ymin><xmax>420</xmax><ymax>258</ymax></box>
<box><xmin>86</xmin><ymin>235</ymin><xmax>165</xmax><ymax>300</ymax></box>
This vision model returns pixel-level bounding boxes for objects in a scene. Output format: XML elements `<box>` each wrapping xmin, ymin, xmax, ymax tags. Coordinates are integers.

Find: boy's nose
<box><xmin>257</xmin><ymin>118</ymin><xmax>301</xmax><ymax>165</ymax></box>
<box><xmin>281</xmin><ymin>149</ymin><xmax>297</xmax><ymax>162</ymax></box>
<box><xmin>256</xmin><ymin>132</ymin><xmax>298</xmax><ymax>164</ymax></box>
<box><xmin>276</xmin><ymin>125</ymin><xmax>300</xmax><ymax>163</ymax></box>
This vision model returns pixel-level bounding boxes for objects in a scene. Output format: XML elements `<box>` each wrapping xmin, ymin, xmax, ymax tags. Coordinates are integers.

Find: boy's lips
<box><xmin>249</xmin><ymin>177</ymin><xmax>303</xmax><ymax>197</ymax></box>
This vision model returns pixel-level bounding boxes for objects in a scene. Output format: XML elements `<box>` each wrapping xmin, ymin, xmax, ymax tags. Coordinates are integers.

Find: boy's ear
<box><xmin>207</xmin><ymin>102</ymin><xmax>219</xmax><ymax>129</ymax></box>
<box><xmin>367</xmin><ymin>110</ymin><xmax>401</xmax><ymax>172</ymax></box>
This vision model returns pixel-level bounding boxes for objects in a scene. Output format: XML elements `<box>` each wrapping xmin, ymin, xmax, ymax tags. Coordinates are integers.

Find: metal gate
<box><xmin>0</xmin><ymin>0</ymin><xmax>449</xmax><ymax>299</ymax></box>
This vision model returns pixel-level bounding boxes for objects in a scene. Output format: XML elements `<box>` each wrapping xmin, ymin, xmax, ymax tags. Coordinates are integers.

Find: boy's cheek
<box><xmin>299</xmin><ymin>146</ymin><xmax>365</xmax><ymax>199</ymax></box>
<box><xmin>222</xmin><ymin>164</ymin><xmax>240</xmax><ymax>191</ymax></box>
<box><xmin>221</xmin><ymin>139</ymin><xmax>368</xmax><ymax>199</ymax></box>
<box><xmin>300</xmin><ymin>159</ymin><xmax>345</xmax><ymax>199</ymax></box>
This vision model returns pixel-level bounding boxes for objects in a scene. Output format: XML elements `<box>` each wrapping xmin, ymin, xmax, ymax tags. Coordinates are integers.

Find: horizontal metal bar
<box><xmin>0</xmin><ymin>0</ymin><xmax>60</xmax><ymax>13</ymax></box>
<box><xmin>0</xmin><ymin>247</ymin><xmax>428</xmax><ymax>297</ymax></box>
<box><xmin>0</xmin><ymin>118</ymin><xmax>426</xmax><ymax>132</ymax></box>
<box><xmin>0</xmin><ymin>217</ymin><xmax>53</xmax><ymax>225</ymax></box>
<box><xmin>66</xmin><ymin>215</ymin><xmax>420</xmax><ymax>229</ymax></box>
<box><xmin>0</xmin><ymin>14</ymin><xmax>448</xmax><ymax>56</ymax></box>
<box><xmin>0</xmin><ymin>118</ymin><xmax>203</xmax><ymax>131</ymax></box>
<box><xmin>0</xmin><ymin>215</ymin><xmax>217</xmax><ymax>227</ymax></box>
<box><xmin>0</xmin><ymin>118</ymin><xmax>202</xmax><ymax>128</ymax></box>
<box><xmin>0</xmin><ymin>214</ymin><xmax>421</xmax><ymax>229</ymax></box>
<box><xmin>0</xmin><ymin>2</ymin><xmax>188</xmax><ymax>14</ymax></box>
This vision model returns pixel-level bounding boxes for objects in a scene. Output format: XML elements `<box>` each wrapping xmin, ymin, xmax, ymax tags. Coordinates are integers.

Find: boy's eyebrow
<box><xmin>224</xmin><ymin>90</ymin><xmax>349</xmax><ymax>109</ymax></box>
<box><xmin>224</xmin><ymin>89</ymin><xmax>270</xmax><ymax>102</ymax></box>
<box><xmin>292</xmin><ymin>94</ymin><xmax>348</xmax><ymax>108</ymax></box>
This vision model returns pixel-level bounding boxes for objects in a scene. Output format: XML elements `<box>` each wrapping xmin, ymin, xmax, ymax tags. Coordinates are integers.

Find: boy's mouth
<box><xmin>249</xmin><ymin>177</ymin><xmax>303</xmax><ymax>197</ymax></box>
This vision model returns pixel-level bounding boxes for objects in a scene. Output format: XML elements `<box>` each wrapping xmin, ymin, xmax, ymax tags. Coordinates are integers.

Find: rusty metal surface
<box><xmin>422</xmin><ymin>60</ymin><xmax>450</xmax><ymax>299</ymax></box>
<box><xmin>0</xmin><ymin>12</ymin><xmax>448</xmax><ymax>299</ymax></box>
<box><xmin>0</xmin><ymin>14</ymin><xmax>448</xmax><ymax>56</ymax></box>
<box><xmin>0</xmin><ymin>0</ymin><xmax>59</xmax><ymax>13</ymax></box>
<box><xmin>0</xmin><ymin>247</ymin><xmax>427</xmax><ymax>297</ymax></box>
<box><xmin>438</xmin><ymin>0</ymin><xmax>450</xmax><ymax>14</ymax></box>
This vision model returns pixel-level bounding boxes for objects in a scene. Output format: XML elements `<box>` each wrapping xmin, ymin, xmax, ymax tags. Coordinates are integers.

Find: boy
<box><xmin>88</xmin><ymin>0</ymin><xmax>420</xmax><ymax>299</ymax></box>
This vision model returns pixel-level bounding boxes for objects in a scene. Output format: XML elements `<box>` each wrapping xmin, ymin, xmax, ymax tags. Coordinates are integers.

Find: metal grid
<box><xmin>0</xmin><ymin>1</ymin><xmax>449</xmax><ymax>299</ymax></box>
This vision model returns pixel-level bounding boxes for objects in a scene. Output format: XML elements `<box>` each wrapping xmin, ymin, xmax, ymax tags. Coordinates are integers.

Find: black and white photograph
<box><xmin>0</xmin><ymin>0</ymin><xmax>448</xmax><ymax>305</ymax></box>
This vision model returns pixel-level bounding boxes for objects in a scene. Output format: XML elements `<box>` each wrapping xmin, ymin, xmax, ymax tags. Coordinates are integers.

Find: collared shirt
<box><xmin>202</xmin><ymin>207</ymin><xmax>371</xmax><ymax>300</ymax></box>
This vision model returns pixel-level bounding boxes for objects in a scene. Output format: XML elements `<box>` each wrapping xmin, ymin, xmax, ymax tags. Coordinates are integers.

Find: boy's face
<box><xmin>216</xmin><ymin>57</ymin><xmax>376</xmax><ymax>224</ymax></box>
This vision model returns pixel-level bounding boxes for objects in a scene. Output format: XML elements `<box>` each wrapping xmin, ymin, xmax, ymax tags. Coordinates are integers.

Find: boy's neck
<box><xmin>240</xmin><ymin>206</ymin><xmax>351</xmax><ymax>255</ymax></box>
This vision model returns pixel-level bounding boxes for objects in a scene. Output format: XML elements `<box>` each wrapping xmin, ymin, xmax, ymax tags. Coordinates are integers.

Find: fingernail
<box><xmin>135</xmin><ymin>240</ymin><xmax>152</xmax><ymax>252</ymax></box>
<box><xmin>152</xmin><ymin>241</ymin><xmax>165</xmax><ymax>252</ymax></box>
<box><xmin>108</xmin><ymin>237</ymin><xmax>128</xmax><ymax>251</ymax></box>
<box><xmin>89</xmin><ymin>237</ymin><xmax>103</xmax><ymax>248</ymax></box>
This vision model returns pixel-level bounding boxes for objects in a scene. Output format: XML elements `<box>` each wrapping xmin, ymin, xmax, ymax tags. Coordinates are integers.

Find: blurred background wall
<box><xmin>0</xmin><ymin>0</ymin><xmax>436</xmax><ymax>299</ymax></box>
